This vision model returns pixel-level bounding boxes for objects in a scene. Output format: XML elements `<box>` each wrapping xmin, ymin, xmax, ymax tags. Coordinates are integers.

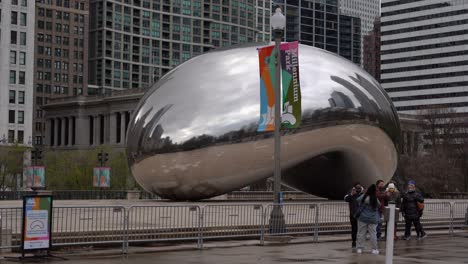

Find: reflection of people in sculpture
<box><xmin>33</xmin><ymin>175</ymin><xmax>41</xmax><ymax>187</ymax></box>
<box><xmin>100</xmin><ymin>175</ymin><xmax>108</xmax><ymax>187</ymax></box>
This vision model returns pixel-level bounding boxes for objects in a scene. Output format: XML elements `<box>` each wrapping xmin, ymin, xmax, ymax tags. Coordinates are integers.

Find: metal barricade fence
<box><xmin>263</xmin><ymin>203</ymin><xmax>318</xmax><ymax>241</ymax></box>
<box><xmin>126</xmin><ymin>205</ymin><xmax>201</xmax><ymax>249</ymax></box>
<box><xmin>419</xmin><ymin>202</ymin><xmax>452</xmax><ymax>234</ymax></box>
<box><xmin>316</xmin><ymin>202</ymin><xmax>350</xmax><ymax>235</ymax></box>
<box><xmin>52</xmin><ymin>206</ymin><xmax>127</xmax><ymax>250</ymax></box>
<box><xmin>202</xmin><ymin>204</ymin><xmax>264</xmax><ymax>243</ymax></box>
<box><xmin>452</xmin><ymin>202</ymin><xmax>468</xmax><ymax>231</ymax></box>
<box><xmin>0</xmin><ymin>208</ymin><xmax>22</xmax><ymax>250</ymax></box>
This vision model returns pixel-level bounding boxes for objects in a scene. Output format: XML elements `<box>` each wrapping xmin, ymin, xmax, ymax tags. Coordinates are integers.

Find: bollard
<box><xmin>385</xmin><ymin>203</ymin><xmax>396</xmax><ymax>264</ymax></box>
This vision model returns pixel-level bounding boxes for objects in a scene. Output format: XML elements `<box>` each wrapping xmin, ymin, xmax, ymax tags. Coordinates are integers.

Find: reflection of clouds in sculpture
<box><xmin>126</xmin><ymin>43</ymin><xmax>400</xmax><ymax>200</ymax></box>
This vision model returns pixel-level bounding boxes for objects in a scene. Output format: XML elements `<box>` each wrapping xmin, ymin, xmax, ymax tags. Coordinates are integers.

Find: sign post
<box><xmin>21</xmin><ymin>195</ymin><xmax>52</xmax><ymax>257</ymax></box>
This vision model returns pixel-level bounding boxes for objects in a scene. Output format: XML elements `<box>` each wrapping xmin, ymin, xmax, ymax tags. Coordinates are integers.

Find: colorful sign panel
<box><xmin>281</xmin><ymin>41</ymin><xmax>301</xmax><ymax>129</ymax></box>
<box><xmin>22</xmin><ymin>195</ymin><xmax>52</xmax><ymax>251</ymax></box>
<box><xmin>257</xmin><ymin>42</ymin><xmax>301</xmax><ymax>132</ymax></box>
<box><xmin>93</xmin><ymin>167</ymin><xmax>111</xmax><ymax>188</ymax></box>
<box><xmin>24</xmin><ymin>166</ymin><xmax>46</xmax><ymax>189</ymax></box>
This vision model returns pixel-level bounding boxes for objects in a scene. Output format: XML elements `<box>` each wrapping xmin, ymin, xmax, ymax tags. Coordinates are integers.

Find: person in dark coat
<box><xmin>345</xmin><ymin>183</ymin><xmax>364</xmax><ymax>249</ymax></box>
<box><xmin>401</xmin><ymin>180</ymin><xmax>427</xmax><ymax>240</ymax></box>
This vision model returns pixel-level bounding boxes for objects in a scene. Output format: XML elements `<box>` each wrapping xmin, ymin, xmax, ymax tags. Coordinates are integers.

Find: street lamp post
<box><xmin>269</xmin><ymin>7</ymin><xmax>286</xmax><ymax>233</ymax></box>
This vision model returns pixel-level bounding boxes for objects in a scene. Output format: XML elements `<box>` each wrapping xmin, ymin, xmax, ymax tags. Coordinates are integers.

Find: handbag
<box><xmin>417</xmin><ymin>201</ymin><xmax>424</xmax><ymax>211</ymax></box>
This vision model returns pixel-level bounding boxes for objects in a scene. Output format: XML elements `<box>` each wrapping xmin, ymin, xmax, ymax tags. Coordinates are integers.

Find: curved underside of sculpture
<box><xmin>126</xmin><ymin>43</ymin><xmax>401</xmax><ymax>200</ymax></box>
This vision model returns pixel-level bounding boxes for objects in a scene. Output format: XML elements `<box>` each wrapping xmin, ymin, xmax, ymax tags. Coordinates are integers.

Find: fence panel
<box><xmin>202</xmin><ymin>204</ymin><xmax>264</xmax><ymax>241</ymax></box>
<box><xmin>419</xmin><ymin>202</ymin><xmax>452</xmax><ymax>233</ymax></box>
<box><xmin>0</xmin><ymin>208</ymin><xmax>22</xmax><ymax>249</ymax></box>
<box><xmin>263</xmin><ymin>203</ymin><xmax>318</xmax><ymax>240</ymax></box>
<box><xmin>316</xmin><ymin>202</ymin><xmax>350</xmax><ymax>235</ymax></box>
<box><xmin>52</xmin><ymin>206</ymin><xmax>126</xmax><ymax>247</ymax></box>
<box><xmin>127</xmin><ymin>205</ymin><xmax>201</xmax><ymax>246</ymax></box>
<box><xmin>452</xmin><ymin>202</ymin><xmax>468</xmax><ymax>229</ymax></box>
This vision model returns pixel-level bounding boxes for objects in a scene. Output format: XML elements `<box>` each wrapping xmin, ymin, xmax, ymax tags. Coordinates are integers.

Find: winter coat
<box><xmin>401</xmin><ymin>191</ymin><xmax>424</xmax><ymax>219</ymax></box>
<box><xmin>356</xmin><ymin>194</ymin><xmax>381</xmax><ymax>224</ymax></box>
<box><xmin>344</xmin><ymin>192</ymin><xmax>361</xmax><ymax>218</ymax></box>
<box><xmin>376</xmin><ymin>189</ymin><xmax>387</xmax><ymax>214</ymax></box>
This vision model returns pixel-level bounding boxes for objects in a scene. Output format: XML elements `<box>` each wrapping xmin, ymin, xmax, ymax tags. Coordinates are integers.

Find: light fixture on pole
<box><xmin>269</xmin><ymin>7</ymin><xmax>286</xmax><ymax>233</ymax></box>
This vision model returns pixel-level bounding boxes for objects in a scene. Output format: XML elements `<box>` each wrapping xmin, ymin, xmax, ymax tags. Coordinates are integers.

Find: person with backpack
<box><xmin>355</xmin><ymin>184</ymin><xmax>381</xmax><ymax>255</ymax></box>
<box><xmin>401</xmin><ymin>180</ymin><xmax>427</xmax><ymax>240</ymax></box>
<box><xmin>344</xmin><ymin>183</ymin><xmax>364</xmax><ymax>249</ymax></box>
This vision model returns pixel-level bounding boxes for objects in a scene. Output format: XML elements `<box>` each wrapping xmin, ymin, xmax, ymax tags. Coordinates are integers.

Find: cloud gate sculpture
<box><xmin>126</xmin><ymin>43</ymin><xmax>400</xmax><ymax>200</ymax></box>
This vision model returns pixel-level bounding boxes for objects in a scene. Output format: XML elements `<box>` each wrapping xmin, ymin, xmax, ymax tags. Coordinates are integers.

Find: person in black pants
<box><xmin>401</xmin><ymin>180</ymin><xmax>427</xmax><ymax>240</ymax></box>
<box><xmin>345</xmin><ymin>183</ymin><xmax>364</xmax><ymax>249</ymax></box>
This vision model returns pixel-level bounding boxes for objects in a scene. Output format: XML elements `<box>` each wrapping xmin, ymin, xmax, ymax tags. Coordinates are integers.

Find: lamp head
<box><xmin>271</xmin><ymin>8</ymin><xmax>286</xmax><ymax>31</ymax></box>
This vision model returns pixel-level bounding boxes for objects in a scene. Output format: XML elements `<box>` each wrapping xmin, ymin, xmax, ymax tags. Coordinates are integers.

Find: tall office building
<box><xmin>381</xmin><ymin>0</ymin><xmax>468</xmax><ymax>114</ymax></box>
<box><xmin>88</xmin><ymin>0</ymin><xmax>271</xmax><ymax>93</ymax></box>
<box><xmin>33</xmin><ymin>0</ymin><xmax>90</xmax><ymax>146</ymax></box>
<box><xmin>339</xmin><ymin>0</ymin><xmax>380</xmax><ymax>65</ymax></box>
<box><xmin>275</xmin><ymin>0</ymin><xmax>361</xmax><ymax>65</ymax></box>
<box><xmin>363</xmin><ymin>17</ymin><xmax>380</xmax><ymax>82</ymax></box>
<box><xmin>0</xmin><ymin>0</ymin><xmax>35</xmax><ymax>145</ymax></box>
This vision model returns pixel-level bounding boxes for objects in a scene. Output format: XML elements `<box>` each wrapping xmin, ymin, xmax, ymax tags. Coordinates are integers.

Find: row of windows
<box><xmin>381</xmin><ymin>0</ymin><xmax>425</xmax><ymax>8</ymax></box>
<box><xmin>6</xmin><ymin>130</ymin><xmax>25</xmax><ymax>144</ymax></box>
<box><xmin>8</xmin><ymin>90</ymin><xmax>25</xmax><ymax>104</ymax></box>
<box><xmin>8</xmin><ymin>110</ymin><xmax>25</xmax><ymax>124</ymax></box>
<box><xmin>396</xmin><ymin>102</ymin><xmax>468</xmax><ymax>111</ymax></box>
<box><xmin>9</xmin><ymin>51</ymin><xmax>26</xmax><ymax>65</ymax></box>
<box><xmin>9</xmin><ymin>70</ymin><xmax>26</xmax><ymax>85</ymax></box>
<box><xmin>37</xmin><ymin>46</ymin><xmax>84</xmax><ymax>59</ymax></box>
<box><xmin>37</xmin><ymin>34</ymin><xmax>84</xmax><ymax>47</ymax></box>
<box><xmin>37</xmin><ymin>21</ymin><xmax>84</xmax><ymax>35</ymax></box>
<box><xmin>381</xmin><ymin>2</ymin><xmax>451</xmax><ymax>17</ymax></box>
<box><xmin>10</xmin><ymin>11</ymin><xmax>28</xmax><ymax>26</ymax></box>
<box><xmin>381</xmin><ymin>39</ymin><xmax>468</xmax><ymax>55</ymax></box>
<box><xmin>36</xmin><ymin>84</ymin><xmax>82</xmax><ymax>95</ymax></box>
<box><xmin>38</xmin><ymin>8</ymin><xmax>85</xmax><ymax>23</ymax></box>
<box><xmin>385</xmin><ymin>81</ymin><xmax>468</xmax><ymax>93</ymax></box>
<box><xmin>10</xmin><ymin>30</ymin><xmax>27</xmax><ymax>45</ymax></box>
<box><xmin>10</xmin><ymin>0</ymin><xmax>28</xmax><ymax>7</ymax></box>
<box><xmin>37</xmin><ymin>59</ymin><xmax>83</xmax><ymax>72</ymax></box>
<box><xmin>381</xmin><ymin>50</ymin><xmax>468</xmax><ymax>64</ymax></box>
<box><xmin>37</xmin><ymin>0</ymin><xmax>86</xmax><ymax>10</ymax></box>
<box><xmin>391</xmin><ymin>91</ymin><xmax>468</xmax><ymax>102</ymax></box>
<box><xmin>381</xmin><ymin>60</ymin><xmax>468</xmax><ymax>74</ymax></box>
<box><xmin>382</xmin><ymin>70</ymin><xmax>468</xmax><ymax>83</ymax></box>
<box><xmin>381</xmin><ymin>29</ymin><xmax>468</xmax><ymax>46</ymax></box>
<box><xmin>381</xmin><ymin>9</ymin><xmax>468</xmax><ymax>27</ymax></box>
<box><xmin>382</xmin><ymin>18</ymin><xmax>468</xmax><ymax>36</ymax></box>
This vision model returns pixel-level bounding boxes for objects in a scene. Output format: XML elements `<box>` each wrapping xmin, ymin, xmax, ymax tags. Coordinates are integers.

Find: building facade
<box><xmin>0</xmin><ymin>0</ymin><xmax>35</xmax><ymax>145</ymax></box>
<box><xmin>33</xmin><ymin>0</ymin><xmax>90</xmax><ymax>146</ymax></box>
<box><xmin>381</xmin><ymin>0</ymin><xmax>468</xmax><ymax>114</ymax></box>
<box><xmin>274</xmin><ymin>0</ymin><xmax>361</xmax><ymax>65</ymax></box>
<box><xmin>88</xmin><ymin>0</ymin><xmax>271</xmax><ymax>93</ymax></box>
<box><xmin>363</xmin><ymin>17</ymin><xmax>380</xmax><ymax>82</ymax></box>
<box><xmin>339</xmin><ymin>0</ymin><xmax>380</xmax><ymax>65</ymax></box>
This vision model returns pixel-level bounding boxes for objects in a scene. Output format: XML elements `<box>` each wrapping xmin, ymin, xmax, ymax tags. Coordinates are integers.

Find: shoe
<box><xmin>372</xmin><ymin>249</ymin><xmax>380</xmax><ymax>255</ymax></box>
<box><xmin>357</xmin><ymin>248</ymin><xmax>362</xmax><ymax>254</ymax></box>
<box><xmin>352</xmin><ymin>241</ymin><xmax>356</xmax><ymax>248</ymax></box>
<box><xmin>378</xmin><ymin>237</ymin><xmax>386</xmax><ymax>241</ymax></box>
<box><xmin>403</xmin><ymin>236</ymin><xmax>411</xmax><ymax>241</ymax></box>
<box><xmin>418</xmin><ymin>233</ymin><xmax>427</xmax><ymax>240</ymax></box>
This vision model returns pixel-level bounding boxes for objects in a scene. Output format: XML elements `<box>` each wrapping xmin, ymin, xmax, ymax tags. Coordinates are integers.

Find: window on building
<box><xmin>20</xmin><ymin>32</ymin><xmax>26</xmax><ymax>45</ymax></box>
<box><xmin>20</xmin><ymin>13</ymin><xmax>26</xmax><ymax>26</ymax></box>
<box><xmin>18</xmin><ymin>91</ymin><xmax>24</xmax><ymax>104</ymax></box>
<box><xmin>17</xmin><ymin>130</ymin><xmax>24</xmax><ymax>144</ymax></box>
<box><xmin>9</xmin><ymin>71</ymin><xmax>16</xmax><ymax>84</ymax></box>
<box><xmin>10</xmin><ymin>51</ymin><xmax>16</xmax><ymax>64</ymax></box>
<box><xmin>19</xmin><ymin>71</ymin><xmax>25</xmax><ymax>84</ymax></box>
<box><xmin>21</xmin><ymin>0</ymin><xmax>27</xmax><ymax>7</ymax></box>
<box><xmin>11</xmin><ymin>11</ymin><xmax>17</xmax><ymax>25</ymax></box>
<box><xmin>9</xmin><ymin>90</ymin><xmax>16</xmax><ymax>104</ymax></box>
<box><xmin>19</xmin><ymin>52</ymin><xmax>25</xmax><ymax>65</ymax></box>
<box><xmin>18</xmin><ymin>111</ymin><xmax>24</xmax><ymax>124</ymax></box>
<box><xmin>10</xmin><ymin>31</ymin><xmax>17</xmax><ymax>44</ymax></box>
<box><xmin>8</xmin><ymin>130</ymin><xmax>14</xmax><ymax>144</ymax></box>
<box><xmin>8</xmin><ymin>110</ymin><xmax>15</xmax><ymax>124</ymax></box>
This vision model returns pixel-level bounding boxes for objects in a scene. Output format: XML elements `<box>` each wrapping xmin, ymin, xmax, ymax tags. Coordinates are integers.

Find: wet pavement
<box><xmin>2</xmin><ymin>234</ymin><xmax>467</xmax><ymax>264</ymax></box>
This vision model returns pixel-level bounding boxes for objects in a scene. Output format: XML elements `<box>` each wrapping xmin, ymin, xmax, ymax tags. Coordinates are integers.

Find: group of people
<box><xmin>344</xmin><ymin>180</ymin><xmax>426</xmax><ymax>255</ymax></box>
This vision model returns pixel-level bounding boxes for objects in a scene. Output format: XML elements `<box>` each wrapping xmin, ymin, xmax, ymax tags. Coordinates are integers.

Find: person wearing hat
<box><xmin>401</xmin><ymin>180</ymin><xmax>427</xmax><ymax>240</ymax></box>
<box><xmin>385</xmin><ymin>182</ymin><xmax>401</xmax><ymax>239</ymax></box>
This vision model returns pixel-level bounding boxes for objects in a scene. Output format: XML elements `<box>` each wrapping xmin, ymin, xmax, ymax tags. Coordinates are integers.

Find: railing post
<box><xmin>198</xmin><ymin>206</ymin><xmax>204</xmax><ymax>250</ymax></box>
<box><xmin>260</xmin><ymin>205</ymin><xmax>268</xmax><ymax>245</ymax></box>
<box><xmin>450</xmin><ymin>202</ymin><xmax>454</xmax><ymax>235</ymax></box>
<box><xmin>314</xmin><ymin>204</ymin><xmax>319</xmax><ymax>242</ymax></box>
<box><xmin>123</xmin><ymin>206</ymin><xmax>129</xmax><ymax>254</ymax></box>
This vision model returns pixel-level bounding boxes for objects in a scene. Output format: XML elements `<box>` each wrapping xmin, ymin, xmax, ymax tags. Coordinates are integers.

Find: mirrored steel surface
<box><xmin>126</xmin><ymin>43</ymin><xmax>400</xmax><ymax>200</ymax></box>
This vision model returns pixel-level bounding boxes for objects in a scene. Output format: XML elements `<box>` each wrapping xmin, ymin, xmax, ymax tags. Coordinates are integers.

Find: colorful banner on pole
<box><xmin>281</xmin><ymin>41</ymin><xmax>301</xmax><ymax>129</ymax></box>
<box><xmin>22</xmin><ymin>195</ymin><xmax>52</xmax><ymax>251</ymax></box>
<box><xmin>24</xmin><ymin>166</ymin><xmax>46</xmax><ymax>189</ymax></box>
<box><xmin>257</xmin><ymin>45</ymin><xmax>277</xmax><ymax>132</ymax></box>
<box><xmin>257</xmin><ymin>42</ymin><xmax>301</xmax><ymax>132</ymax></box>
<box><xmin>93</xmin><ymin>167</ymin><xmax>111</xmax><ymax>188</ymax></box>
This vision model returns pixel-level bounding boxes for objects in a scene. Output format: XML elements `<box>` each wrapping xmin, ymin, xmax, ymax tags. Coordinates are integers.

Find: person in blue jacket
<box><xmin>356</xmin><ymin>184</ymin><xmax>381</xmax><ymax>255</ymax></box>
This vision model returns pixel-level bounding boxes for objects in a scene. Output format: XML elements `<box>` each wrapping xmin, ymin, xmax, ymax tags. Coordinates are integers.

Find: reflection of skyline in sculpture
<box><xmin>126</xmin><ymin>43</ymin><xmax>400</xmax><ymax>200</ymax></box>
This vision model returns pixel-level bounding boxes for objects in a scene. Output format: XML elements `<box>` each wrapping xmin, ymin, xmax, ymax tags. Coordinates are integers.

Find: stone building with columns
<box><xmin>43</xmin><ymin>88</ymin><xmax>144</xmax><ymax>149</ymax></box>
